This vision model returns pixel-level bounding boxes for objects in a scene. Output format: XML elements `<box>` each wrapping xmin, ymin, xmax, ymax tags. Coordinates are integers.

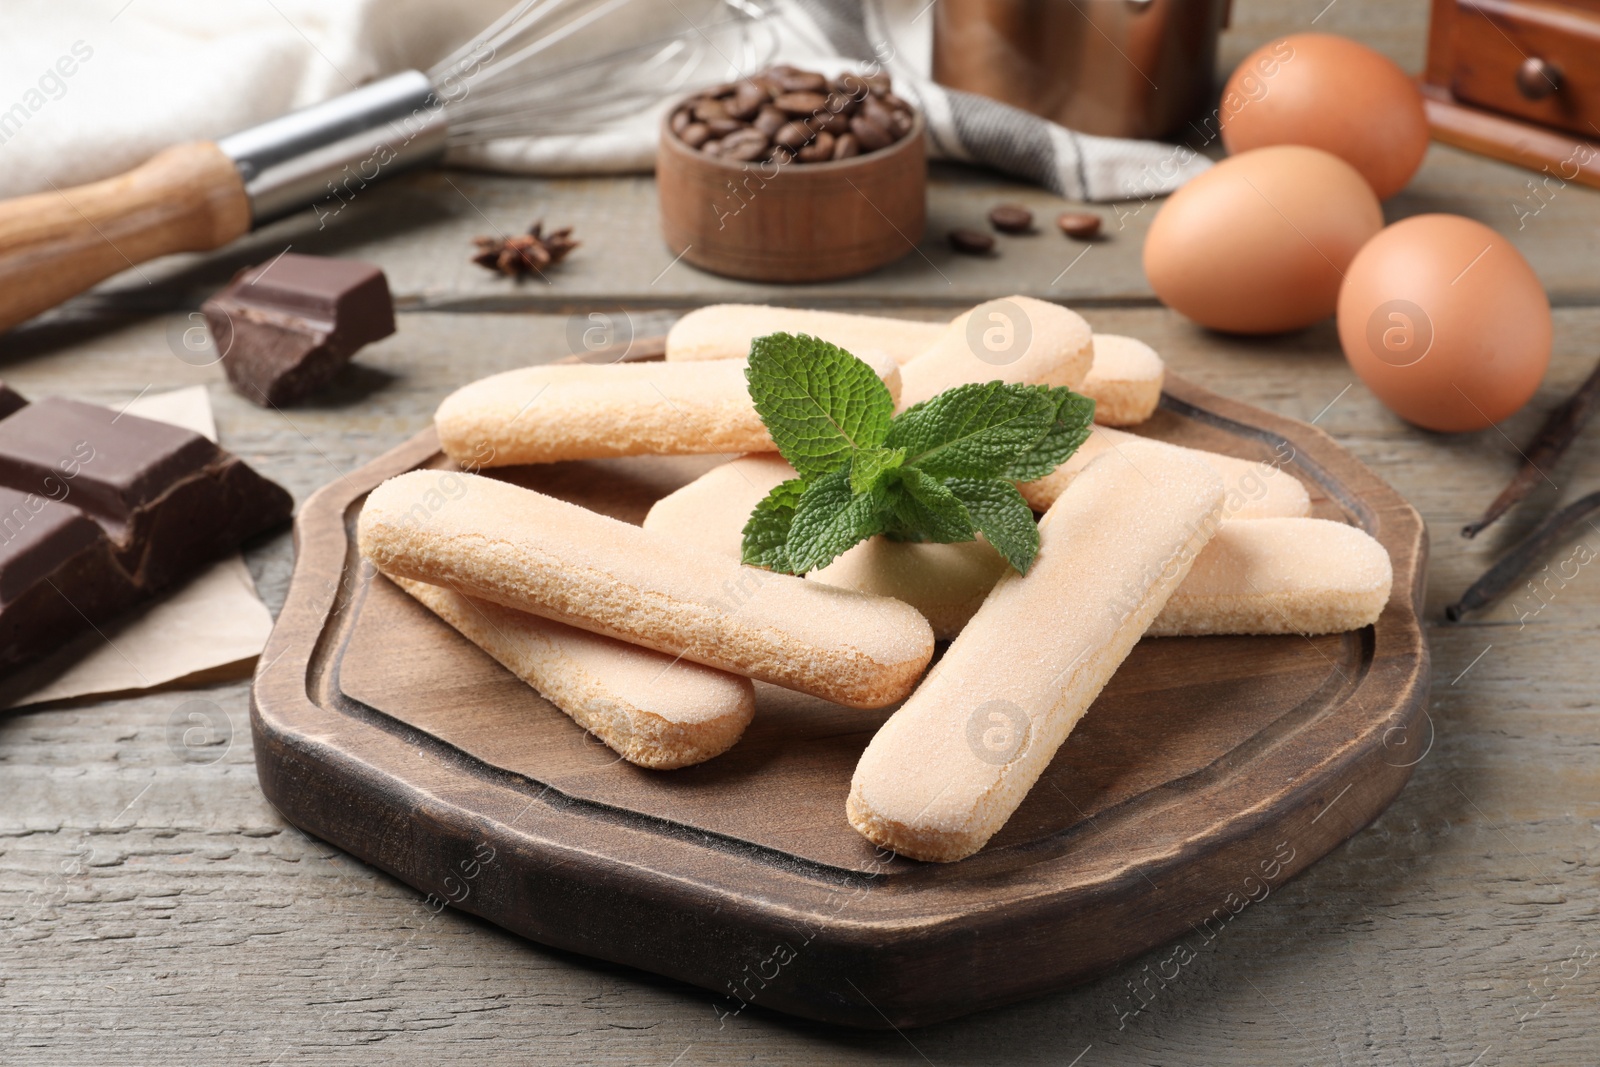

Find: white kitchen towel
<box><xmin>0</xmin><ymin>0</ymin><xmax>1207</xmax><ymax>202</ymax></box>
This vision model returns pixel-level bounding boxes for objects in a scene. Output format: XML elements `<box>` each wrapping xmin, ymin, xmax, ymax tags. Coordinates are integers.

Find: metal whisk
<box><xmin>0</xmin><ymin>0</ymin><xmax>773</xmax><ymax>333</ymax></box>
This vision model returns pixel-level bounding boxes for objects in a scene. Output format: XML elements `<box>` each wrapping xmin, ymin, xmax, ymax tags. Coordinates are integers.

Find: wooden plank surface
<box><xmin>5</xmin><ymin>0</ymin><xmax>1600</xmax><ymax>1060</ymax></box>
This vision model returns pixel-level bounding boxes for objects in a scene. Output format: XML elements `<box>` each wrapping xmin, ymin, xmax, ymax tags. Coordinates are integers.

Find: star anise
<box><xmin>471</xmin><ymin>221</ymin><xmax>579</xmax><ymax>278</ymax></box>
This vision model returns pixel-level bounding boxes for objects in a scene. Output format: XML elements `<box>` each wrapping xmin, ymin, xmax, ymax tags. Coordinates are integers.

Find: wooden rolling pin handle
<box><xmin>0</xmin><ymin>141</ymin><xmax>251</xmax><ymax>334</ymax></box>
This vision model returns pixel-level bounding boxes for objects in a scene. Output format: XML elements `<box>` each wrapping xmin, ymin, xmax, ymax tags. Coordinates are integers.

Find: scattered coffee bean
<box><xmin>948</xmin><ymin>228</ymin><xmax>996</xmax><ymax>255</ymax></box>
<box><xmin>1057</xmin><ymin>212</ymin><xmax>1103</xmax><ymax>239</ymax></box>
<box><xmin>989</xmin><ymin>203</ymin><xmax>1034</xmax><ymax>234</ymax></box>
<box><xmin>668</xmin><ymin>65</ymin><xmax>914</xmax><ymax>166</ymax></box>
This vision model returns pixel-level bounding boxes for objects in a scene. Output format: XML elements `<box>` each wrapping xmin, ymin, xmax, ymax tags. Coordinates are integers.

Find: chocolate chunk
<box><xmin>0</xmin><ymin>382</ymin><xmax>27</xmax><ymax>421</ymax></box>
<box><xmin>0</xmin><ymin>398</ymin><xmax>292</xmax><ymax>675</ymax></box>
<box><xmin>203</xmin><ymin>253</ymin><xmax>395</xmax><ymax>408</ymax></box>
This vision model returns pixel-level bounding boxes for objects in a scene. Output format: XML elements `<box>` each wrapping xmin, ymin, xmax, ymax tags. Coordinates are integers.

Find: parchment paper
<box><xmin>1</xmin><ymin>386</ymin><xmax>277</xmax><ymax>708</ymax></box>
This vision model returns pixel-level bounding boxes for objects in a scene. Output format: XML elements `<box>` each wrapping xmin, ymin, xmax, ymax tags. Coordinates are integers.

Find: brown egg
<box><xmin>1143</xmin><ymin>146</ymin><xmax>1383</xmax><ymax>334</ymax></box>
<box><xmin>1219</xmin><ymin>33</ymin><xmax>1429</xmax><ymax>200</ymax></box>
<box><xmin>1336</xmin><ymin>214</ymin><xmax>1550</xmax><ymax>432</ymax></box>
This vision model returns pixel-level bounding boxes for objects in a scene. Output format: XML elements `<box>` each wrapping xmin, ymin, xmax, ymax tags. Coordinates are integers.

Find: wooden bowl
<box><xmin>657</xmin><ymin>110</ymin><xmax>927</xmax><ymax>283</ymax></box>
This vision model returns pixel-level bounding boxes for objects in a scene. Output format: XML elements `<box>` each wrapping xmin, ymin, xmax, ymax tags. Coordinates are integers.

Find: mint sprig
<box><xmin>739</xmin><ymin>332</ymin><xmax>1095</xmax><ymax>575</ymax></box>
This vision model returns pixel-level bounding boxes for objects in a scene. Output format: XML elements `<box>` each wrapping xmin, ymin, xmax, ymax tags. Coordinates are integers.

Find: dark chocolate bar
<box><xmin>0</xmin><ymin>391</ymin><xmax>292</xmax><ymax>675</ymax></box>
<box><xmin>203</xmin><ymin>253</ymin><xmax>395</xmax><ymax>408</ymax></box>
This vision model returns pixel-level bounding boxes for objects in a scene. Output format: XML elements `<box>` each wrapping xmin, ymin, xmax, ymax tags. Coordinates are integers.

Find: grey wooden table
<box><xmin>5</xmin><ymin>2</ymin><xmax>1599</xmax><ymax>1063</ymax></box>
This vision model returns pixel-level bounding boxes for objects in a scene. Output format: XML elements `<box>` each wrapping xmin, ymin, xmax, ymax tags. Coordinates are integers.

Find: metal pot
<box><xmin>932</xmin><ymin>0</ymin><xmax>1234</xmax><ymax>140</ymax></box>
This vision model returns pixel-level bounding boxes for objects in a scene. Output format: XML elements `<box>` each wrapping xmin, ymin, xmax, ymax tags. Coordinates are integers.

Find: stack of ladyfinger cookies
<box><xmin>357</xmin><ymin>296</ymin><xmax>1393</xmax><ymax>863</ymax></box>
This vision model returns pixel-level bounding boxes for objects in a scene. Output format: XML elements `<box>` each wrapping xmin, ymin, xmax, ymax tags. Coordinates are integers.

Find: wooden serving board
<box><xmin>252</xmin><ymin>339</ymin><xmax>1429</xmax><ymax>1030</ymax></box>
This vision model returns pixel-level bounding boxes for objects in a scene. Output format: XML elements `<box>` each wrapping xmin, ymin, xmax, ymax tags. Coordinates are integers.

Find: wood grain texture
<box><xmin>657</xmin><ymin>112</ymin><xmax>926</xmax><ymax>282</ymax></box>
<box><xmin>0</xmin><ymin>141</ymin><xmax>249</xmax><ymax>334</ymax></box>
<box><xmin>3</xmin><ymin>303</ymin><xmax>1600</xmax><ymax>1061</ymax></box>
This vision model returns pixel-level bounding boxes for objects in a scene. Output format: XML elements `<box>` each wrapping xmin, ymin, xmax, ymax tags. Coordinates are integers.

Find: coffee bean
<box><xmin>797</xmin><ymin>131</ymin><xmax>836</xmax><ymax>163</ymax></box>
<box><xmin>832</xmin><ymin>73</ymin><xmax>871</xmax><ymax>101</ymax></box>
<box><xmin>753</xmin><ymin>105</ymin><xmax>786</xmax><ymax>137</ymax></box>
<box><xmin>1056</xmin><ymin>212</ymin><xmax>1103</xmax><ymax>239</ymax></box>
<box><xmin>775</xmin><ymin>91</ymin><xmax>829</xmax><ymax>116</ymax></box>
<box><xmin>772</xmin><ymin>67</ymin><xmax>827</xmax><ymax>92</ymax></box>
<box><xmin>862</xmin><ymin>96</ymin><xmax>895</xmax><ymax>130</ymax></box>
<box><xmin>693</xmin><ymin>97</ymin><xmax>728</xmax><ymax>122</ymax></box>
<box><xmin>727</xmin><ymin>80</ymin><xmax>768</xmax><ymax>120</ymax></box>
<box><xmin>849</xmin><ymin>115</ymin><xmax>893</xmax><ymax>151</ymax></box>
<box><xmin>774</xmin><ymin>121</ymin><xmax>815</xmax><ymax>151</ymax></box>
<box><xmin>722</xmin><ymin>128</ymin><xmax>770</xmax><ymax>162</ymax></box>
<box><xmin>674</xmin><ymin>65</ymin><xmax>918</xmax><ymax>165</ymax></box>
<box><xmin>989</xmin><ymin>203</ymin><xmax>1034</xmax><ymax>234</ymax></box>
<box><xmin>825</xmin><ymin>90</ymin><xmax>861</xmax><ymax>116</ymax></box>
<box><xmin>948</xmin><ymin>228</ymin><xmax>995</xmax><ymax>255</ymax></box>
<box><xmin>814</xmin><ymin>108</ymin><xmax>851</xmax><ymax>135</ymax></box>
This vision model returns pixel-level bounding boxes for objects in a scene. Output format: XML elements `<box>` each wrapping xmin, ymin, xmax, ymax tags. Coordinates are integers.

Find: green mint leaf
<box><xmin>740</xmin><ymin>478</ymin><xmax>806</xmax><ymax>571</ymax></box>
<box><xmin>850</xmin><ymin>446</ymin><xmax>906</xmax><ymax>494</ymax></box>
<box><xmin>1005</xmin><ymin>388</ymin><xmax>1096</xmax><ymax>482</ymax></box>
<box><xmin>746</xmin><ymin>332</ymin><xmax>893</xmax><ymax>482</ymax></box>
<box><xmin>785</xmin><ymin>466</ymin><xmax>893</xmax><ymax>573</ymax></box>
<box><xmin>884</xmin><ymin>468</ymin><xmax>976</xmax><ymax>544</ymax></box>
<box><xmin>946</xmin><ymin>478</ymin><xmax>1040</xmax><ymax>573</ymax></box>
<box><xmin>886</xmin><ymin>381</ymin><xmax>1057</xmax><ymax>480</ymax></box>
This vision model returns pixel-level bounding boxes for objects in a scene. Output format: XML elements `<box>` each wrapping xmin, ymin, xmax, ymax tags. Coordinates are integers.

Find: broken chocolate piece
<box><xmin>0</xmin><ymin>381</ymin><xmax>27</xmax><ymax>421</ymax></box>
<box><xmin>203</xmin><ymin>253</ymin><xmax>395</xmax><ymax>408</ymax></box>
<box><xmin>0</xmin><ymin>398</ymin><xmax>293</xmax><ymax>675</ymax></box>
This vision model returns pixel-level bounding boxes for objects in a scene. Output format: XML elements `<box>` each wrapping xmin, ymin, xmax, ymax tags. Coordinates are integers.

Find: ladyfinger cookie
<box><xmin>435</xmin><ymin>354</ymin><xmax>900</xmax><ymax>469</ymax></box>
<box><xmin>898</xmin><ymin>296</ymin><xmax>1094</xmax><ymax>408</ymax></box>
<box><xmin>666</xmin><ymin>304</ymin><xmax>947</xmax><ymax>365</ymax></box>
<box><xmin>1018</xmin><ymin>425</ymin><xmax>1311</xmax><ymax>520</ymax></box>
<box><xmin>1147</xmin><ymin>517</ymin><xmax>1392</xmax><ymax>636</ymax></box>
<box><xmin>359</xmin><ymin>471</ymin><xmax>934</xmax><ymax>708</ymax></box>
<box><xmin>642</xmin><ymin>453</ymin><xmax>796</xmax><ymax>560</ymax></box>
<box><xmin>1080</xmin><ymin>334</ymin><xmax>1164</xmax><ymax>426</ymax></box>
<box><xmin>848</xmin><ymin>442</ymin><xmax>1225</xmax><ymax>862</ymax></box>
<box><xmin>393</xmin><ymin>577</ymin><xmax>754</xmax><ymax>769</ymax></box>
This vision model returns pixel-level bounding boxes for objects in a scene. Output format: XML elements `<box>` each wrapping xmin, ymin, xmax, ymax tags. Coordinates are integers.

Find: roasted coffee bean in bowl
<box><xmin>658</xmin><ymin>65</ymin><xmax>926</xmax><ymax>283</ymax></box>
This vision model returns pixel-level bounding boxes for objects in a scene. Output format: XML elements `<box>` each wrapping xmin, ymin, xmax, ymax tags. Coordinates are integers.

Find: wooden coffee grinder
<box><xmin>1423</xmin><ymin>0</ymin><xmax>1600</xmax><ymax>190</ymax></box>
